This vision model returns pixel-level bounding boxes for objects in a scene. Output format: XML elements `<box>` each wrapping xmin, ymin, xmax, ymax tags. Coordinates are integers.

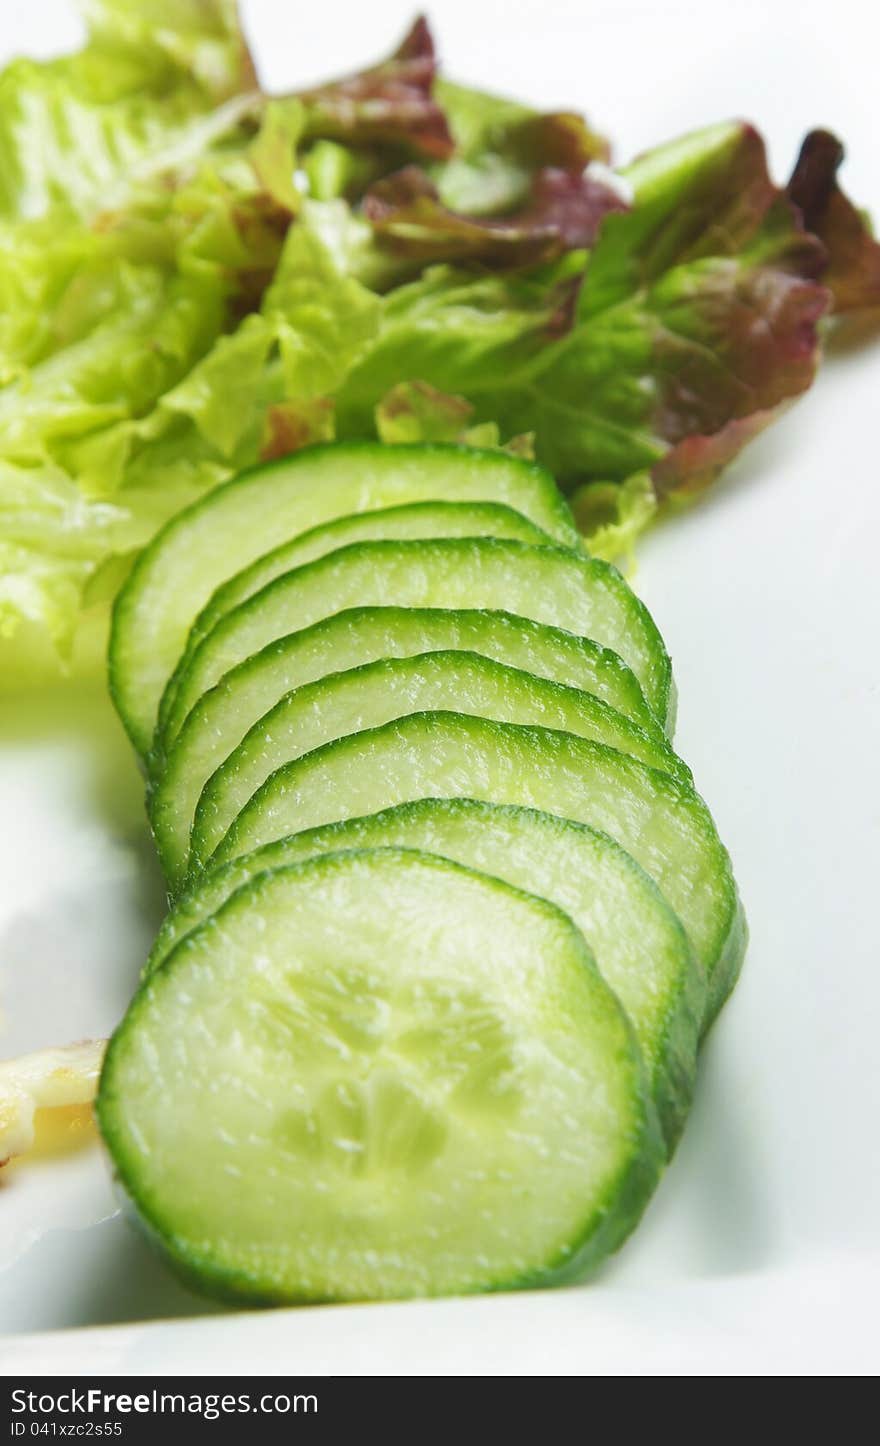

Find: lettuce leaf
<box><xmin>0</xmin><ymin>463</ymin><xmax>136</xmax><ymax>678</ymax></box>
<box><xmin>786</xmin><ymin>129</ymin><xmax>880</xmax><ymax>314</ymax></box>
<box><xmin>261</xmin><ymin>398</ymin><xmax>336</xmax><ymax>461</ymax></box>
<box><xmin>142</xmin><ymin>199</ymin><xmax>379</xmax><ymax>459</ymax></box>
<box><xmin>434</xmin><ymin>79</ymin><xmax>608</xmax><ymax>216</ymax></box>
<box><xmin>295</xmin><ymin>16</ymin><xmax>453</xmax><ymax>160</ymax></box>
<box><xmin>0</xmin><ymin>3</ymin><xmax>290</xmax><ymax>676</ymax></box>
<box><xmin>363</xmin><ymin>163</ymin><xmax>628</xmax><ymax>268</ymax></box>
<box><xmin>335</xmin><ymin>259</ymin><xmax>581</xmax><ymax>434</ymax></box>
<box><xmin>4</xmin><ymin>4</ymin><xmax>880</xmax><ymax>684</ymax></box>
<box><xmin>0</xmin><ymin>1</ymin><xmax>257</xmax><ymax>223</ymax></box>
<box><xmin>0</xmin><ymin>262</ymin><xmax>225</xmax><ymax>477</ymax></box>
<box><xmin>375</xmin><ymin>380</ymin><xmax>533</xmax><ymax>455</ymax></box>
<box><xmin>337</xmin><ymin>123</ymin><xmax>831</xmax><ymax>509</ymax></box>
<box><xmin>568</xmin><ymin>473</ymin><xmax>658</xmax><ymax>565</ymax></box>
<box><xmin>81</xmin><ymin>1</ymin><xmax>257</xmax><ymax>99</ymax></box>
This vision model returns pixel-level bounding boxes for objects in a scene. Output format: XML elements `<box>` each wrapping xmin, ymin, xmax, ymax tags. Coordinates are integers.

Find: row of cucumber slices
<box><xmin>99</xmin><ymin>443</ymin><xmax>745</xmax><ymax>1304</ymax></box>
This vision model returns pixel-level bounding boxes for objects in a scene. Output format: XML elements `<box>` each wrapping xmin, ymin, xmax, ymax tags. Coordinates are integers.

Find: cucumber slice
<box><xmin>175</xmin><ymin>499</ymin><xmax>553</xmax><ymax>691</ymax></box>
<box><xmin>147</xmin><ymin>800</ymin><xmax>703</xmax><ymax>1146</ymax></box>
<box><xmin>110</xmin><ymin>444</ymin><xmax>580</xmax><ymax>756</ymax></box>
<box><xmin>151</xmin><ymin>606</ymin><xmax>663</xmax><ymax>879</ymax></box>
<box><xmin>99</xmin><ymin>849</ymin><xmax>664</xmax><ymax>1303</ymax></box>
<box><xmin>181</xmin><ymin>651</ymin><xmax>689</xmax><ymax>886</ymax></box>
<box><xmin>211</xmin><ymin>714</ymin><xmax>745</xmax><ymax>1023</ymax></box>
<box><xmin>161</xmin><ymin>538</ymin><xmax>673</xmax><ymax>749</ymax></box>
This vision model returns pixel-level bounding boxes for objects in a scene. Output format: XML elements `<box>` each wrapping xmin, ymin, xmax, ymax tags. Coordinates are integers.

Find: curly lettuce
<box><xmin>341</xmin><ymin>123</ymin><xmax>833</xmax><ymax>502</ymax></box>
<box><xmin>3</xmin><ymin>5</ymin><xmax>880</xmax><ymax>686</ymax></box>
<box><xmin>295</xmin><ymin>16</ymin><xmax>453</xmax><ymax>160</ymax></box>
<box><xmin>0</xmin><ymin>1</ymin><xmax>257</xmax><ymax>223</ymax></box>
<box><xmin>363</xmin><ymin>163</ymin><xmax>628</xmax><ymax>268</ymax></box>
<box><xmin>786</xmin><ymin>129</ymin><xmax>880</xmax><ymax>314</ymax></box>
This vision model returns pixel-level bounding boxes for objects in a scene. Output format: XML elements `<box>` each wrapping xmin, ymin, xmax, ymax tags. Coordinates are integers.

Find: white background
<box><xmin>1</xmin><ymin>0</ymin><xmax>879</xmax><ymax>1374</ymax></box>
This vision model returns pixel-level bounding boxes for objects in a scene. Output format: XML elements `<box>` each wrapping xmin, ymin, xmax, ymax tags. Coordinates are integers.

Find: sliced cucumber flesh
<box><xmin>147</xmin><ymin>799</ymin><xmax>704</xmax><ymax>1146</ymax></box>
<box><xmin>99</xmin><ymin>849</ymin><xmax>663</xmax><ymax>1303</ymax></box>
<box><xmin>165</xmin><ymin>650</ymin><xmax>687</xmax><ymax>888</ymax></box>
<box><xmin>212</xmin><ymin>713</ymin><xmax>744</xmax><ymax>1022</ymax></box>
<box><xmin>110</xmin><ymin>444</ymin><xmax>581</xmax><ymax>755</ymax></box>
<box><xmin>150</xmin><ymin>605</ymin><xmax>664</xmax><ymax>875</ymax></box>
<box><xmin>176</xmin><ymin>499</ymin><xmax>552</xmax><ymax>688</ymax></box>
<box><xmin>100</xmin><ymin>434</ymin><xmax>748</xmax><ymax>1305</ymax></box>
<box><xmin>161</xmin><ymin>538</ymin><xmax>673</xmax><ymax>749</ymax></box>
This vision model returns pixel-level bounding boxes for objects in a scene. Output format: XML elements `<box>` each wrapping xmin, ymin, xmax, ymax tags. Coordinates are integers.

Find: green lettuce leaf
<box><xmin>0</xmin><ymin>3</ymin><xmax>301</xmax><ymax>677</ymax></box>
<box><xmin>140</xmin><ymin>199</ymin><xmax>380</xmax><ymax>461</ymax></box>
<box><xmin>260</xmin><ymin>398</ymin><xmax>336</xmax><ymax>460</ymax></box>
<box><xmin>336</xmin><ymin>258</ymin><xmax>582</xmax><ymax>433</ymax></box>
<box><xmin>0</xmin><ymin>1</ymin><xmax>257</xmax><ymax>223</ymax></box>
<box><xmin>0</xmin><ymin>260</ymin><xmax>225</xmax><ymax>477</ymax></box>
<box><xmin>568</xmin><ymin>473</ymin><xmax>658</xmax><ymax>564</ymax></box>
<box><xmin>0</xmin><ymin>120</ymin><xmax>305</xmax><ymax>500</ymax></box>
<box><xmin>81</xmin><ymin>1</ymin><xmax>257</xmax><ymax>99</ymax></box>
<box><xmin>265</xmin><ymin>207</ymin><xmax>382</xmax><ymax>396</ymax></box>
<box><xmin>375</xmin><ymin>380</ymin><xmax>533</xmax><ymax>455</ymax></box>
<box><xmin>0</xmin><ymin>462</ymin><xmax>136</xmax><ymax>683</ymax></box>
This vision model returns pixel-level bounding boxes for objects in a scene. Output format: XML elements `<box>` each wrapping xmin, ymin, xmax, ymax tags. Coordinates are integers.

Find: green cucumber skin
<box><xmin>171</xmin><ymin>499</ymin><xmax>554</xmax><ymax>704</ymax></box>
<box><xmin>110</xmin><ymin>443</ymin><xmax>581</xmax><ymax>757</ymax></box>
<box><xmin>702</xmin><ymin>901</ymin><xmax>749</xmax><ymax>1033</ymax></box>
<box><xmin>99</xmin><ymin>848</ymin><xmax>665</xmax><ymax>1304</ymax></box>
<box><xmin>210</xmin><ymin>713</ymin><xmax>744</xmax><ymax>1024</ymax></box>
<box><xmin>98</xmin><ymin>433</ymin><xmax>748</xmax><ymax>1304</ymax></box>
<box><xmin>169</xmin><ymin>650</ymin><xmax>689</xmax><ymax>891</ymax></box>
<box><xmin>149</xmin><ymin>605</ymin><xmax>663</xmax><ymax>878</ymax></box>
<box><xmin>159</xmin><ymin>538</ymin><xmax>674</xmax><ymax>750</ymax></box>
<box><xmin>147</xmin><ymin>798</ymin><xmax>703</xmax><ymax>1148</ymax></box>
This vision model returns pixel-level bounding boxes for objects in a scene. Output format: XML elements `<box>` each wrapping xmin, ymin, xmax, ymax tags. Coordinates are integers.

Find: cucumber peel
<box><xmin>174</xmin><ymin>498</ymin><xmax>554</xmax><ymax>692</ymax></box>
<box><xmin>98</xmin><ymin>850</ymin><xmax>664</xmax><ymax>1303</ymax></box>
<box><xmin>110</xmin><ymin>445</ymin><xmax>581</xmax><ymax>756</ymax></box>
<box><xmin>101</xmin><ymin>440</ymin><xmax>746</xmax><ymax>1304</ymax></box>
<box><xmin>159</xmin><ymin>537</ymin><xmax>673</xmax><ymax>750</ymax></box>
<box><xmin>158</xmin><ymin>649</ymin><xmax>688</xmax><ymax>889</ymax></box>
<box><xmin>210</xmin><ymin>712</ymin><xmax>744</xmax><ymax>1022</ymax></box>
<box><xmin>147</xmin><ymin>799</ymin><xmax>704</xmax><ymax>1145</ymax></box>
<box><xmin>150</xmin><ymin>605</ymin><xmax>665</xmax><ymax>878</ymax></box>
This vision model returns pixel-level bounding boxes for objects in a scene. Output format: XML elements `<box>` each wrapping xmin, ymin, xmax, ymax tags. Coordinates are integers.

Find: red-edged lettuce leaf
<box><xmin>576</xmin><ymin>123</ymin><xmax>803</xmax><ymax>312</ymax></box>
<box><xmin>512</xmin><ymin>111</ymin><xmax>610</xmax><ymax>172</ymax></box>
<box><xmin>786</xmin><ymin>129</ymin><xmax>880</xmax><ymax>314</ymax></box>
<box><xmin>433</xmin><ymin>78</ymin><xmax>609</xmax><ymax>216</ymax></box>
<box><xmin>568</xmin><ymin>124</ymin><xmax>830</xmax><ymax>494</ymax></box>
<box><xmin>363</xmin><ymin>163</ymin><xmax>628</xmax><ymax>267</ymax></box>
<box><xmin>337</xmin><ymin>123</ymin><xmax>831</xmax><ymax>508</ymax></box>
<box><xmin>482</xmin><ymin>124</ymin><xmax>830</xmax><ymax>492</ymax></box>
<box><xmin>295</xmin><ymin>16</ymin><xmax>453</xmax><ymax>160</ymax></box>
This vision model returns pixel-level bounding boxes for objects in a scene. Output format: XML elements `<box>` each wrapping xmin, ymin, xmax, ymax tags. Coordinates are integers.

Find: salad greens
<box><xmin>2</xmin><ymin>1</ymin><xmax>879</xmax><ymax>682</ymax></box>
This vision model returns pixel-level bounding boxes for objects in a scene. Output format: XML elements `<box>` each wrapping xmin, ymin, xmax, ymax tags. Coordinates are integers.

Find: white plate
<box><xmin>2</xmin><ymin>0</ymin><xmax>879</xmax><ymax>1376</ymax></box>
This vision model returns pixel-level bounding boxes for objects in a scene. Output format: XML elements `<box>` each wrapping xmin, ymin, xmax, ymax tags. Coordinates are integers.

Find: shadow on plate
<box><xmin>601</xmin><ymin>1026</ymin><xmax>777</xmax><ymax>1283</ymax></box>
<box><xmin>0</xmin><ymin>679</ymin><xmax>149</xmax><ymax>839</ymax></box>
<box><xmin>0</xmin><ymin>678</ymin><xmax>166</xmax><ymax>956</ymax></box>
<box><xmin>2</xmin><ymin>1213</ymin><xmax>223</xmax><ymax>1334</ymax></box>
